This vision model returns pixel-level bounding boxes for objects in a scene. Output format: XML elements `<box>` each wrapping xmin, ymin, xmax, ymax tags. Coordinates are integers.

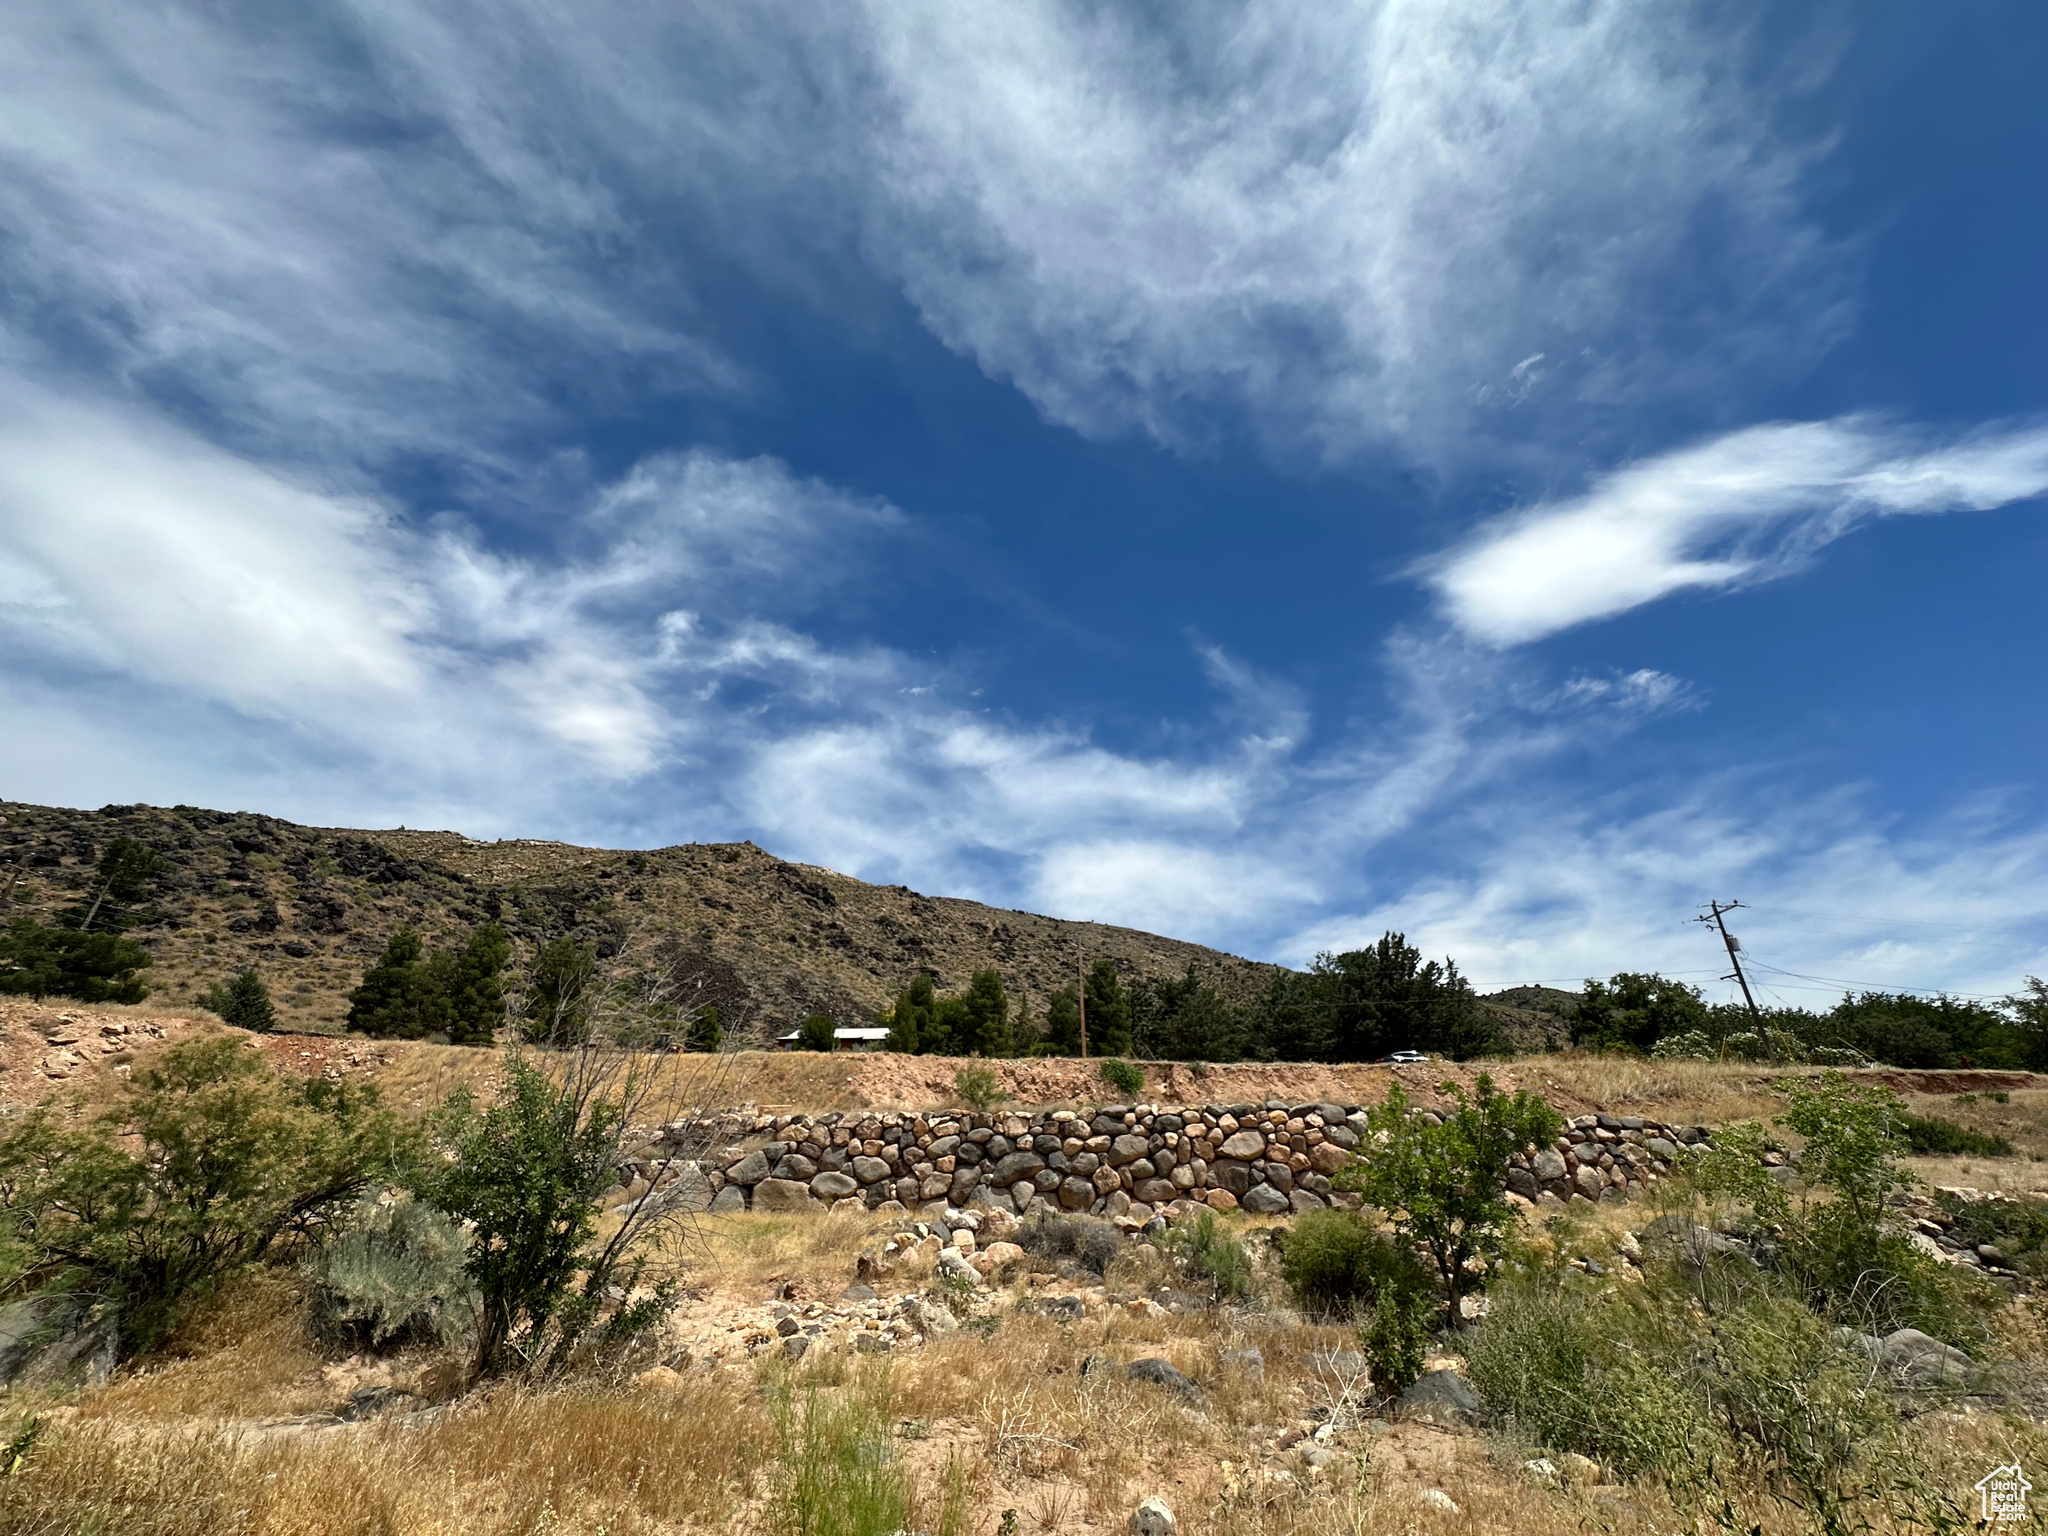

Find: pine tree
<box><xmin>1084</xmin><ymin>961</ymin><xmax>1131</xmax><ymax>1056</ymax></box>
<box><xmin>685</xmin><ymin>1004</ymin><xmax>723</xmax><ymax>1051</ymax></box>
<box><xmin>1039</xmin><ymin>985</ymin><xmax>1082</xmax><ymax>1055</ymax></box>
<box><xmin>884</xmin><ymin>973</ymin><xmax>937</xmax><ymax>1053</ymax></box>
<box><xmin>443</xmin><ymin>924</ymin><xmax>510</xmax><ymax>1046</ymax></box>
<box><xmin>348</xmin><ymin>929</ymin><xmax>430</xmax><ymax>1038</ymax></box>
<box><xmin>219</xmin><ymin>967</ymin><xmax>276</xmax><ymax>1032</ymax></box>
<box><xmin>521</xmin><ymin>935</ymin><xmax>598</xmax><ymax>1046</ymax></box>
<box><xmin>962</xmin><ymin>969</ymin><xmax>1011</xmax><ymax>1057</ymax></box>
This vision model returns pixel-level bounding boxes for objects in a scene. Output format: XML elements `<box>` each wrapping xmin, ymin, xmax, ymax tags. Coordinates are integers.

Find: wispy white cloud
<box><xmin>1429</xmin><ymin>417</ymin><xmax>2048</xmax><ymax>645</ymax></box>
<box><xmin>856</xmin><ymin>0</ymin><xmax>1839</xmax><ymax>462</ymax></box>
<box><xmin>1291</xmin><ymin>784</ymin><xmax>2048</xmax><ymax>1001</ymax></box>
<box><xmin>0</xmin><ymin>2</ymin><xmax>1839</xmax><ymax>475</ymax></box>
<box><xmin>0</xmin><ymin>387</ymin><xmax>903</xmax><ymax>793</ymax></box>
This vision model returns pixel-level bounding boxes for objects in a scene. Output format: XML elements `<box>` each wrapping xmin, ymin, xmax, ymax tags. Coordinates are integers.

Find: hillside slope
<box><xmin>0</xmin><ymin>799</ymin><xmax>1275</xmax><ymax>1038</ymax></box>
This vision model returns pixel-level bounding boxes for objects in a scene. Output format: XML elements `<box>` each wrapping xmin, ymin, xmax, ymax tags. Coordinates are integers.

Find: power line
<box><xmin>1739</xmin><ymin>955</ymin><xmax>2015</xmax><ymax>1003</ymax></box>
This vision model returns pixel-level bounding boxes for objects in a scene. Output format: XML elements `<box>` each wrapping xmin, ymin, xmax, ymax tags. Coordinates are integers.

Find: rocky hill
<box><xmin>0</xmin><ymin>799</ymin><xmax>1275</xmax><ymax>1039</ymax></box>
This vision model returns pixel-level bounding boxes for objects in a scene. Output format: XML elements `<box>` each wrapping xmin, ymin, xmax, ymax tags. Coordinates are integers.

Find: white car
<box><xmin>1383</xmin><ymin>1050</ymin><xmax>1430</xmax><ymax>1064</ymax></box>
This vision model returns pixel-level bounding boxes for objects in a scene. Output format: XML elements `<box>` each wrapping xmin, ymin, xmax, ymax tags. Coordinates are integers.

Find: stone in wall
<box><xmin>665</xmin><ymin>1098</ymin><xmax>1710</xmax><ymax>1219</ymax></box>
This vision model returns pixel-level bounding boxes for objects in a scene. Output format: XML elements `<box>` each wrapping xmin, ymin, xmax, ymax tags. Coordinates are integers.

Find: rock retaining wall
<box><xmin>626</xmin><ymin>1101</ymin><xmax>1710</xmax><ymax>1223</ymax></box>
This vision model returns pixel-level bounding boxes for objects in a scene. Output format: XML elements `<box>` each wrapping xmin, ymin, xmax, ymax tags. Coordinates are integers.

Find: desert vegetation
<box><xmin>3</xmin><ymin>1006</ymin><xmax>2046</xmax><ymax>1535</ymax></box>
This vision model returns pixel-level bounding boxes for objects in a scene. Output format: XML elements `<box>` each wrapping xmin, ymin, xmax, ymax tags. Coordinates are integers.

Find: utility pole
<box><xmin>1077</xmin><ymin>954</ymin><xmax>1088</xmax><ymax>1059</ymax></box>
<box><xmin>1695</xmin><ymin>900</ymin><xmax>1761</xmax><ymax>1021</ymax></box>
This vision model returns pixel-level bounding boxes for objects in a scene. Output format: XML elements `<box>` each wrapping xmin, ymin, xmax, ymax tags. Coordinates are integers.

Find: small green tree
<box><xmin>413</xmin><ymin>1051</ymin><xmax>694</xmax><ymax>1378</ymax></box>
<box><xmin>883</xmin><ymin>974</ymin><xmax>937</xmax><ymax>1053</ymax></box>
<box><xmin>0</xmin><ymin>1036</ymin><xmax>414</xmax><ymax>1354</ymax></box>
<box><xmin>69</xmin><ymin>836</ymin><xmax>168</xmax><ymax>932</ymax></box>
<box><xmin>213</xmin><ymin>968</ymin><xmax>276</xmax><ymax>1033</ymax></box>
<box><xmin>1335</xmin><ymin>1077</ymin><xmax>1562</xmax><ymax>1323</ymax></box>
<box><xmin>798</xmin><ymin>1014</ymin><xmax>838</xmax><ymax>1052</ymax></box>
<box><xmin>521</xmin><ymin>935</ymin><xmax>599</xmax><ymax>1046</ymax></box>
<box><xmin>1037</xmin><ymin>985</ymin><xmax>1082</xmax><ymax>1055</ymax></box>
<box><xmin>1083</xmin><ymin>960</ymin><xmax>1131</xmax><ymax>1056</ymax></box>
<box><xmin>0</xmin><ymin>918</ymin><xmax>152</xmax><ymax>1002</ymax></box>
<box><xmin>961</xmin><ymin>969</ymin><xmax>1011</xmax><ymax>1057</ymax></box>
<box><xmin>1778</xmin><ymin>1070</ymin><xmax>1909</xmax><ymax>1230</ymax></box>
<box><xmin>685</xmin><ymin>1004</ymin><xmax>723</xmax><ymax>1052</ymax></box>
<box><xmin>441</xmin><ymin>924</ymin><xmax>509</xmax><ymax>1046</ymax></box>
<box><xmin>347</xmin><ymin>929</ymin><xmax>439</xmax><ymax>1038</ymax></box>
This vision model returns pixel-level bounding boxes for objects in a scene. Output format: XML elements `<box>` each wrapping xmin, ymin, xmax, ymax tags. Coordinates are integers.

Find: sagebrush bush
<box><xmin>305</xmin><ymin>1198</ymin><xmax>477</xmax><ymax>1350</ymax></box>
<box><xmin>1015</xmin><ymin>1213</ymin><xmax>1121</xmax><ymax>1276</ymax></box>
<box><xmin>1277</xmin><ymin>1208</ymin><xmax>1432</xmax><ymax>1318</ymax></box>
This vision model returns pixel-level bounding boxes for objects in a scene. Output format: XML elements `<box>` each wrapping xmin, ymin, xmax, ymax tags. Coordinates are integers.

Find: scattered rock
<box><xmin>1130</xmin><ymin>1495</ymin><xmax>1176</xmax><ymax>1536</ymax></box>
<box><xmin>782</xmin><ymin>1334</ymin><xmax>811</xmax><ymax>1361</ymax></box>
<box><xmin>900</xmin><ymin>1295</ymin><xmax>958</xmax><ymax>1338</ymax></box>
<box><xmin>1522</xmin><ymin>1456</ymin><xmax>1560</xmax><ymax>1486</ymax></box>
<box><xmin>1398</xmin><ymin>1369</ymin><xmax>1481</xmax><ymax>1425</ymax></box>
<box><xmin>1877</xmin><ymin>1327</ymin><xmax>1976</xmax><ymax>1388</ymax></box>
<box><xmin>1418</xmin><ymin>1489</ymin><xmax>1459</xmax><ymax>1513</ymax></box>
<box><xmin>1126</xmin><ymin>1357</ymin><xmax>1199</xmax><ymax>1396</ymax></box>
<box><xmin>1017</xmin><ymin>1295</ymin><xmax>1085</xmax><ymax>1321</ymax></box>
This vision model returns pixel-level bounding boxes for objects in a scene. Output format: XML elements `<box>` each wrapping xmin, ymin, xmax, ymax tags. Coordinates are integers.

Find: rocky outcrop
<box><xmin>638</xmin><ymin>1100</ymin><xmax>1709</xmax><ymax>1222</ymax></box>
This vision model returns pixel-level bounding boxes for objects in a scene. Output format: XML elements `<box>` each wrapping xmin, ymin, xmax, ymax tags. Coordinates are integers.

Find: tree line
<box><xmin>876</xmin><ymin>932</ymin><xmax>1498</xmax><ymax>1062</ymax></box>
<box><xmin>7</xmin><ymin>831</ymin><xmax>2044</xmax><ymax>1069</ymax></box>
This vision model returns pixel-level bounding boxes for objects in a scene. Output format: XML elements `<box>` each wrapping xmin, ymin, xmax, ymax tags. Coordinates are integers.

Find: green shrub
<box><xmin>412</xmin><ymin>1050</ymin><xmax>688</xmax><ymax>1377</ymax></box>
<box><xmin>1334</xmin><ymin>1076</ymin><xmax>1561</xmax><ymax>1322</ymax></box>
<box><xmin>0</xmin><ymin>917</ymin><xmax>153</xmax><ymax>1003</ymax></box>
<box><xmin>1160</xmin><ymin>1211</ymin><xmax>1254</xmax><ymax>1299</ymax></box>
<box><xmin>305</xmin><ymin>1198</ymin><xmax>476</xmax><ymax>1350</ymax></box>
<box><xmin>1098</xmin><ymin>1059</ymin><xmax>1144</xmax><ymax>1096</ymax></box>
<box><xmin>1362</xmin><ymin>1285</ymin><xmax>1434</xmax><ymax>1394</ymax></box>
<box><xmin>1278</xmin><ymin>1208</ymin><xmax>1433</xmax><ymax>1318</ymax></box>
<box><xmin>1649</xmin><ymin>1029</ymin><xmax>1715</xmax><ymax>1060</ymax></box>
<box><xmin>952</xmin><ymin>1065</ymin><xmax>1006</xmax><ymax>1112</ymax></box>
<box><xmin>0</xmin><ymin>1036</ymin><xmax>415</xmax><ymax>1355</ymax></box>
<box><xmin>1897</xmin><ymin>1112</ymin><xmax>2013</xmax><ymax>1157</ymax></box>
<box><xmin>685</xmin><ymin>1004</ymin><xmax>724</xmax><ymax>1051</ymax></box>
<box><xmin>798</xmin><ymin>1014</ymin><xmax>838</xmax><ymax>1052</ymax></box>
<box><xmin>1015</xmin><ymin>1213</ymin><xmax>1121</xmax><ymax>1276</ymax></box>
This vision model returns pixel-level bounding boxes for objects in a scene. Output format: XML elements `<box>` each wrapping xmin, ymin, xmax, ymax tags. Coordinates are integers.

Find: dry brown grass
<box><xmin>687</xmin><ymin>1207</ymin><xmax>902</xmax><ymax>1301</ymax></box>
<box><xmin>77</xmin><ymin>1271</ymin><xmax>331</xmax><ymax>1422</ymax></box>
<box><xmin>12</xmin><ymin>1264</ymin><xmax>2040</xmax><ymax>1536</ymax></box>
<box><xmin>2</xmin><ymin>1378</ymin><xmax>771</xmax><ymax>1536</ymax></box>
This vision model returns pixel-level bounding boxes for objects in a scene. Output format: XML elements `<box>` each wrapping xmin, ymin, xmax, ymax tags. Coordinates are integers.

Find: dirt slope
<box><xmin>0</xmin><ymin>798</ymin><xmax>1275</xmax><ymax>1039</ymax></box>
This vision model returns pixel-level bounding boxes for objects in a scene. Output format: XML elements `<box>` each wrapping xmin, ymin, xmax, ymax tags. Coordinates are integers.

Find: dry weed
<box><xmin>79</xmin><ymin>1269</ymin><xmax>331</xmax><ymax>1422</ymax></box>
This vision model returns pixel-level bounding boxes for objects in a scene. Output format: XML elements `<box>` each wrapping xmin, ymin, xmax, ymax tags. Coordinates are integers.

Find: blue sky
<box><xmin>3</xmin><ymin>3</ymin><xmax>2046</xmax><ymax>1002</ymax></box>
